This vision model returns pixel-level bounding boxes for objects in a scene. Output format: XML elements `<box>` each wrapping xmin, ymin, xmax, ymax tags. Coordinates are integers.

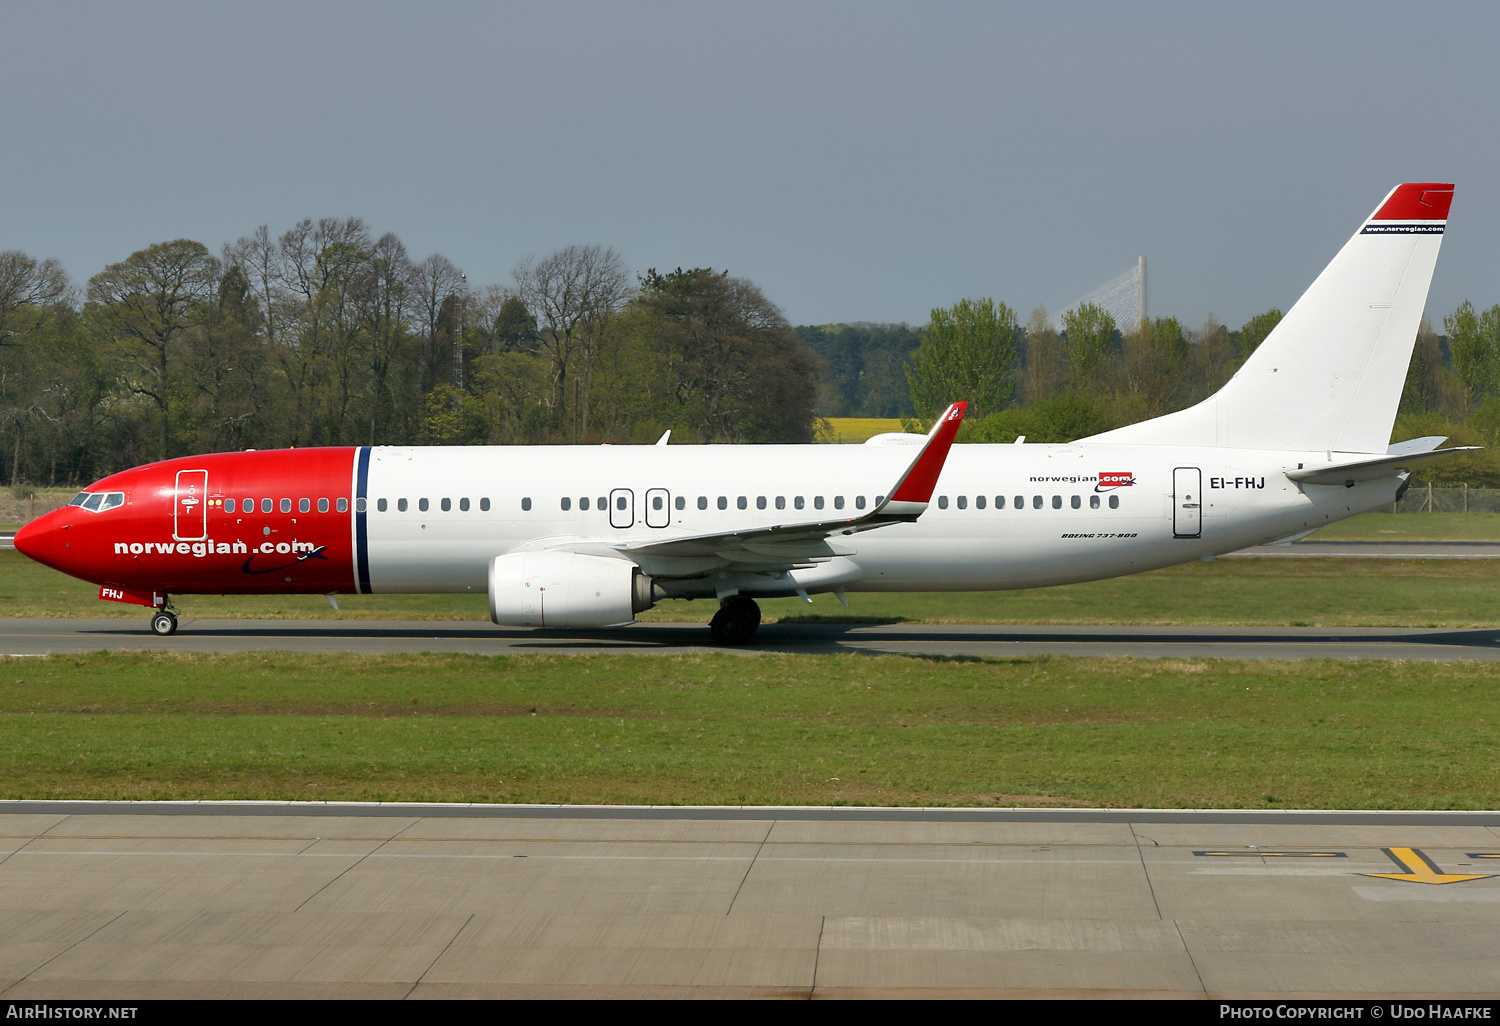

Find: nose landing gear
<box><xmin>709</xmin><ymin>595</ymin><xmax>761</xmax><ymax>646</ymax></box>
<box><xmin>149</xmin><ymin>598</ymin><xmax>179</xmax><ymax>637</ymax></box>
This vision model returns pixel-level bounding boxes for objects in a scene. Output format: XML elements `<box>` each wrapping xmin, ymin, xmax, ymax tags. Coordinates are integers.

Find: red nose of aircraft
<box><xmin>12</xmin><ymin>509</ymin><xmax>64</xmax><ymax>568</ymax></box>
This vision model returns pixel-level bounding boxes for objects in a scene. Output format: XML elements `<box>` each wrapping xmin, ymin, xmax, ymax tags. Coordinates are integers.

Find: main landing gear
<box><xmin>709</xmin><ymin>595</ymin><xmax>761</xmax><ymax>646</ymax></box>
<box><xmin>149</xmin><ymin>599</ymin><xmax>179</xmax><ymax>637</ymax></box>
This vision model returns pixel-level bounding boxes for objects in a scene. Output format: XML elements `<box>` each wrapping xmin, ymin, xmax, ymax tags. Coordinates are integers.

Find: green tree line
<box><xmin>0</xmin><ymin>228</ymin><xmax>818</xmax><ymax>486</ymax></box>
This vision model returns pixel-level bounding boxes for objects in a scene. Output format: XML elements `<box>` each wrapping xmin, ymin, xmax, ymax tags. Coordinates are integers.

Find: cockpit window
<box><xmin>71</xmin><ymin>490</ymin><xmax>125</xmax><ymax>512</ymax></box>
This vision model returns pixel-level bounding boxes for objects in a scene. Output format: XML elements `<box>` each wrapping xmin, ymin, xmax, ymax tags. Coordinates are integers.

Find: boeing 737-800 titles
<box><xmin>14</xmin><ymin>183</ymin><xmax>1470</xmax><ymax>644</ymax></box>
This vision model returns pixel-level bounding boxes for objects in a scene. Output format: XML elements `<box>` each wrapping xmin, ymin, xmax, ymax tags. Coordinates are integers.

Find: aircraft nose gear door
<box><xmin>645</xmin><ymin>488</ymin><xmax>670</xmax><ymax>528</ymax></box>
<box><xmin>609</xmin><ymin>488</ymin><xmax>635</xmax><ymax>529</ymax></box>
<box><xmin>174</xmin><ymin>470</ymin><xmax>208</xmax><ymax>541</ymax></box>
<box><xmin>1173</xmin><ymin>467</ymin><xmax>1202</xmax><ymax>538</ymax></box>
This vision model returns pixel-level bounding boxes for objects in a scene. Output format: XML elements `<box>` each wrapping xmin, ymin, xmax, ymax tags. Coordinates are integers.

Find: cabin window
<box><xmin>975</xmin><ymin>495</ymin><xmax>986</xmax><ymax>509</ymax></box>
<box><xmin>480</xmin><ymin>498</ymin><xmax>490</xmax><ymax>511</ymax></box>
<box><xmin>1051</xmin><ymin>495</ymin><xmax>1061</xmax><ymax>509</ymax></box>
<box><xmin>1090</xmin><ymin>495</ymin><xmax>1100</xmax><ymax>509</ymax></box>
<box><xmin>698</xmin><ymin>496</ymin><xmax>708</xmax><ymax>510</ymax></box>
<box><xmin>834</xmin><ymin>495</ymin><xmax>845</xmax><ymax>510</ymax></box>
<box><xmin>597</xmin><ymin>496</ymin><xmax>606</xmax><ymax>510</ymax></box>
<box><xmin>776</xmin><ymin>496</ymin><xmax>786</xmax><ymax>510</ymax></box>
<box><xmin>876</xmin><ymin>495</ymin><xmax>885</xmax><ymax>505</ymax></box>
<box><xmin>1071</xmin><ymin>495</ymin><xmax>1081</xmax><ymax>509</ymax></box>
<box><xmin>737</xmin><ymin>496</ymin><xmax>747</xmax><ymax>510</ymax></box>
<box><xmin>756</xmin><ymin>496</ymin><xmax>766</xmax><ymax>510</ymax></box>
<box><xmin>1109</xmin><ymin>495</ymin><xmax>1119</xmax><ymax>509</ymax></box>
<box><xmin>995</xmin><ymin>495</ymin><xmax>1005</xmax><ymax>509</ymax></box>
<box><xmin>717</xmin><ymin>496</ymin><xmax>728</xmax><ymax>510</ymax></box>
<box><xmin>653</xmin><ymin>495</ymin><xmax>664</xmax><ymax>511</ymax></box>
<box><xmin>957</xmin><ymin>495</ymin><xmax>967</xmax><ymax>510</ymax></box>
<box><xmin>280</xmin><ymin>498</ymin><xmax>292</xmax><ymax>513</ymax></box>
<box><xmin>675</xmin><ymin>496</ymin><xmax>685</xmax><ymax>510</ymax></box>
<box><xmin>460</xmin><ymin>497</ymin><xmax>470</xmax><ymax>511</ymax></box>
<box><xmin>814</xmin><ymin>496</ymin><xmax>825</xmax><ymax>510</ymax></box>
<box><xmin>419</xmin><ymin>498</ymin><xmax>429</xmax><ymax>512</ymax></box>
<box><xmin>580</xmin><ymin>497</ymin><xmax>590</xmax><ymax>511</ymax></box>
<box><xmin>521</xmin><ymin>497</ymin><xmax>532</xmax><ymax>511</ymax></box>
<box><xmin>337</xmin><ymin>498</ymin><xmax>348</xmax><ymax>513</ymax></box>
<box><xmin>355</xmin><ymin>497</ymin><xmax>366</xmax><ymax>513</ymax></box>
<box><xmin>299</xmin><ymin>498</ymin><xmax>310</xmax><ymax>513</ymax></box>
<box><xmin>243</xmin><ymin>497</ymin><xmax>254</xmax><ymax>512</ymax></box>
<box><xmin>439</xmin><ymin>498</ymin><xmax>450</xmax><ymax>511</ymax></box>
<box><xmin>398</xmin><ymin>498</ymin><xmax>408</xmax><ymax>512</ymax></box>
<box><xmin>855</xmin><ymin>495</ymin><xmax>865</xmax><ymax>510</ymax></box>
<box><xmin>318</xmin><ymin>498</ymin><xmax>329</xmax><ymax>513</ymax></box>
<box><xmin>1014</xmin><ymin>496</ymin><xmax>1023</xmax><ymax>509</ymax></box>
<box><xmin>262</xmin><ymin>498</ymin><xmax>273</xmax><ymax>513</ymax></box>
<box><xmin>937</xmin><ymin>496</ymin><xmax>948</xmax><ymax>509</ymax></box>
<box><xmin>224</xmin><ymin>498</ymin><xmax>236</xmax><ymax>513</ymax></box>
<box><xmin>1032</xmin><ymin>496</ymin><xmax>1042</xmax><ymax>509</ymax></box>
<box><xmin>378</xmin><ymin>498</ymin><xmax>388</xmax><ymax>512</ymax></box>
<box><xmin>795</xmin><ymin>496</ymin><xmax>805</xmax><ymax>510</ymax></box>
<box><xmin>560</xmin><ymin>497</ymin><xmax>571</xmax><ymax>511</ymax></box>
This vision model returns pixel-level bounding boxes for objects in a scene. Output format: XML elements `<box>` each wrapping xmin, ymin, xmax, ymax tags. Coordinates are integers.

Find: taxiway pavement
<box><xmin>0</xmin><ymin>802</ymin><xmax>1497</xmax><ymax>999</ymax></box>
<box><xmin>4</xmin><ymin>617</ymin><xmax>1500</xmax><ymax>660</ymax></box>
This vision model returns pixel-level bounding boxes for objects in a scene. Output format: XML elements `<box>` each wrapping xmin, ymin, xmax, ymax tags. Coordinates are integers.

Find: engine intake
<box><xmin>489</xmin><ymin>551</ymin><xmax>652</xmax><ymax>628</ymax></box>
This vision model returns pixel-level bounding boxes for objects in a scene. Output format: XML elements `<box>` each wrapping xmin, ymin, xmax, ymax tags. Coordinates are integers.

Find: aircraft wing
<box><xmin>612</xmin><ymin>402</ymin><xmax>967</xmax><ymax>573</ymax></box>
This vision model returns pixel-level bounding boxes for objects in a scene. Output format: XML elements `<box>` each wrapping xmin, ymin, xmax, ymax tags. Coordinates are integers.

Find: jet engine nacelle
<box><xmin>488</xmin><ymin>550</ymin><xmax>653</xmax><ymax>628</ymax></box>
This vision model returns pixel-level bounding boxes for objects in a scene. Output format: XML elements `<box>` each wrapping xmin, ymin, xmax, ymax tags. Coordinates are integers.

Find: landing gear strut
<box><xmin>709</xmin><ymin>595</ymin><xmax>761</xmax><ymax>646</ymax></box>
<box><xmin>149</xmin><ymin>598</ymin><xmax>178</xmax><ymax>637</ymax></box>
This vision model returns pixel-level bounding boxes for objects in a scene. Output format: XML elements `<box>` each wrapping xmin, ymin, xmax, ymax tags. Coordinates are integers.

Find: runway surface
<box><xmin>5</xmin><ymin>616</ymin><xmax>1500</xmax><ymax>660</ymax></box>
<box><xmin>1</xmin><ymin>801</ymin><xmax>1497</xmax><ymax>999</ymax></box>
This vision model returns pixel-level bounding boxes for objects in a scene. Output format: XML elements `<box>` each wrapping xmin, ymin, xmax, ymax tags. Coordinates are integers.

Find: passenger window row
<box><xmin>377</xmin><ymin>497</ymin><xmax>492</xmax><ymax>513</ymax></box>
<box><xmin>935</xmin><ymin>494</ymin><xmax>1121</xmax><ymax>510</ymax></box>
<box><xmin>223</xmin><ymin>497</ymin><xmax>349</xmax><ymax>514</ymax></box>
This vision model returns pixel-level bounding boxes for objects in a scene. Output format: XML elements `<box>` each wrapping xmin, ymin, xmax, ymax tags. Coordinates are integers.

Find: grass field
<box><xmin>1</xmin><ymin>650</ymin><xmax>1495</xmax><ymax>808</ymax></box>
<box><xmin>6</xmin><ymin>549</ymin><xmax>1500</xmax><ymax>627</ymax></box>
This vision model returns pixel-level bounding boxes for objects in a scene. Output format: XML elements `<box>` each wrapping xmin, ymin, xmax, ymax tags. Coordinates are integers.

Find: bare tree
<box><xmin>0</xmin><ymin>251</ymin><xmax>70</xmax><ymax>347</ymax></box>
<box><xmin>87</xmin><ymin>240</ymin><xmax>221</xmax><ymax>459</ymax></box>
<box><xmin>410</xmin><ymin>254</ymin><xmax>466</xmax><ymax>393</ymax></box>
<box><xmin>513</xmin><ymin>245</ymin><xmax>629</xmax><ymax>439</ymax></box>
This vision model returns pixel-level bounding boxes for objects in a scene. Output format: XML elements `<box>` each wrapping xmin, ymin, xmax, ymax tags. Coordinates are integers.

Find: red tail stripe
<box><xmin>1372</xmin><ymin>183</ymin><xmax>1454</xmax><ymax>221</ymax></box>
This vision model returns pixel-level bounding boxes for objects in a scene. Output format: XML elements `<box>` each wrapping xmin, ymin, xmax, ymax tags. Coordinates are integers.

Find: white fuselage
<box><xmin>361</xmin><ymin>442</ymin><xmax>1398</xmax><ymax>597</ymax></box>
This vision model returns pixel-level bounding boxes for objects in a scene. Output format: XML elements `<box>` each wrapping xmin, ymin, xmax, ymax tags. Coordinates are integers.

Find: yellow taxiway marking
<box><xmin>1365</xmin><ymin>847</ymin><xmax>1494</xmax><ymax>885</ymax></box>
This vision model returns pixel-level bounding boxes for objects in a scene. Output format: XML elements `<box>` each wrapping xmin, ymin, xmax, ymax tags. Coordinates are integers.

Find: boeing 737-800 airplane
<box><xmin>14</xmin><ymin>183</ymin><xmax>1469</xmax><ymax>644</ymax></box>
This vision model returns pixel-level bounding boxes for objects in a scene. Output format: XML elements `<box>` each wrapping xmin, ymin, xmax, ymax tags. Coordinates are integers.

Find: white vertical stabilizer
<box><xmin>1083</xmin><ymin>183</ymin><xmax>1453</xmax><ymax>453</ymax></box>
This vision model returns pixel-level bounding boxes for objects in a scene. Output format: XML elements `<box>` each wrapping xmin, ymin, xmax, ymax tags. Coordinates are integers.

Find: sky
<box><xmin>3</xmin><ymin>0</ymin><xmax>1497</xmax><ymax>330</ymax></box>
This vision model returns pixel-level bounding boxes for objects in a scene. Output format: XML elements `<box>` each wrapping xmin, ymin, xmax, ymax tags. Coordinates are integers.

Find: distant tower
<box><xmin>1137</xmin><ymin>256</ymin><xmax>1146</xmax><ymax>329</ymax></box>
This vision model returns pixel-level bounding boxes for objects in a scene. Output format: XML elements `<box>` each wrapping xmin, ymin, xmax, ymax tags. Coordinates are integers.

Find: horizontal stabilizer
<box><xmin>1287</xmin><ymin>446</ymin><xmax>1479</xmax><ymax>486</ymax></box>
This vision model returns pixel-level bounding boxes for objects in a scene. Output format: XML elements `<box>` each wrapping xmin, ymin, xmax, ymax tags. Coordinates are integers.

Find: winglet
<box><xmin>876</xmin><ymin>402</ymin><xmax>967</xmax><ymax>519</ymax></box>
